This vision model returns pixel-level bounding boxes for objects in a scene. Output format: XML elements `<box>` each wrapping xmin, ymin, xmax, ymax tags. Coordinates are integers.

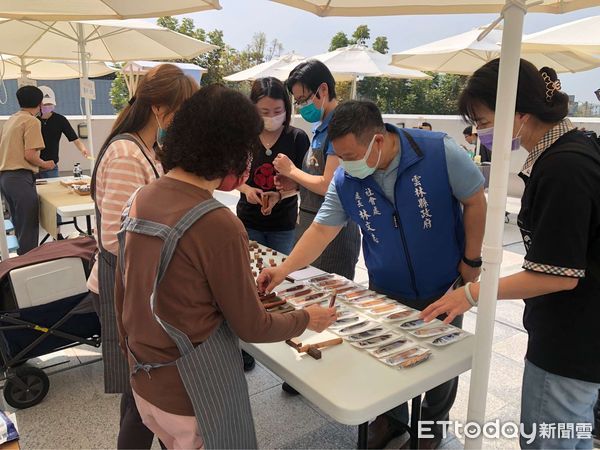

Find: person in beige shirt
<box><xmin>0</xmin><ymin>86</ymin><xmax>55</xmax><ymax>254</ymax></box>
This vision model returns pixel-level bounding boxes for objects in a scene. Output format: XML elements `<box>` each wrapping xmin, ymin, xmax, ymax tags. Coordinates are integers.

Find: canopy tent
<box><xmin>269</xmin><ymin>1</ymin><xmax>598</xmax><ymax>448</ymax></box>
<box><xmin>122</xmin><ymin>60</ymin><xmax>208</xmax><ymax>97</ymax></box>
<box><xmin>224</xmin><ymin>53</ymin><xmax>305</xmax><ymax>82</ymax></box>
<box><xmin>278</xmin><ymin>45</ymin><xmax>430</xmax><ymax>98</ymax></box>
<box><xmin>0</xmin><ymin>0</ymin><xmax>221</xmax><ymax>20</ymax></box>
<box><xmin>391</xmin><ymin>23</ymin><xmax>600</xmax><ymax>74</ymax></box>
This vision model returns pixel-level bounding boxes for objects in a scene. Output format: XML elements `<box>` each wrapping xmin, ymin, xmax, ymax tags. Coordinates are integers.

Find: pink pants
<box><xmin>132</xmin><ymin>389</ymin><xmax>204</xmax><ymax>450</ymax></box>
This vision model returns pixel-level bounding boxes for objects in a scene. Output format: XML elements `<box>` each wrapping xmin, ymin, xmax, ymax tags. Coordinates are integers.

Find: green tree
<box><xmin>373</xmin><ymin>36</ymin><xmax>389</xmax><ymax>54</ymax></box>
<box><xmin>351</xmin><ymin>25</ymin><xmax>370</xmax><ymax>45</ymax></box>
<box><xmin>329</xmin><ymin>31</ymin><xmax>350</xmax><ymax>51</ymax></box>
<box><xmin>109</xmin><ymin>65</ymin><xmax>129</xmax><ymax>112</ymax></box>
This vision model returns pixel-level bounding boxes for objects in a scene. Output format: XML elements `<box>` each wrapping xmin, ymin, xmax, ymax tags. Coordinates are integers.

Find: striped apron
<box><xmin>91</xmin><ymin>134</ymin><xmax>160</xmax><ymax>394</ymax></box>
<box><xmin>297</xmin><ymin>135</ymin><xmax>361</xmax><ymax>280</ymax></box>
<box><xmin>117</xmin><ymin>194</ymin><xmax>257</xmax><ymax>449</ymax></box>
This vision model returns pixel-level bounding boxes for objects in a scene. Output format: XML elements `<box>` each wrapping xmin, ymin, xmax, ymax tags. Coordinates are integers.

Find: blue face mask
<box><xmin>340</xmin><ymin>135</ymin><xmax>381</xmax><ymax>179</ymax></box>
<box><xmin>155</xmin><ymin>114</ymin><xmax>167</xmax><ymax>147</ymax></box>
<box><xmin>299</xmin><ymin>94</ymin><xmax>324</xmax><ymax>123</ymax></box>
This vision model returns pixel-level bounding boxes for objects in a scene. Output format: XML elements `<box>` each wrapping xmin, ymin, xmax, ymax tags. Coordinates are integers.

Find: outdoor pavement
<box><xmin>2</xmin><ymin>189</ymin><xmax>591</xmax><ymax>449</ymax></box>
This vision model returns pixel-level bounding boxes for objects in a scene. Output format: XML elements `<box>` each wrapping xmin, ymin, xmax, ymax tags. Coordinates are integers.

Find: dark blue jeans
<box><xmin>245</xmin><ymin>227</ymin><xmax>295</xmax><ymax>255</ymax></box>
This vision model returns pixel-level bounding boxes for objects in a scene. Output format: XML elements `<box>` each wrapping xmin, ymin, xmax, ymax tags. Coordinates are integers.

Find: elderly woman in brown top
<box><xmin>114</xmin><ymin>85</ymin><xmax>336</xmax><ymax>450</ymax></box>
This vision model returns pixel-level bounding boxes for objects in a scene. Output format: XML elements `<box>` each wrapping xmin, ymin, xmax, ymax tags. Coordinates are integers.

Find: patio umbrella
<box><xmin>269</xmin><ymin>0</ymin><xmax>598</xmax><ymax>15</ymax></box>
<box><xmin>0</xmin><ymin>0</ymin><xmax>221</xmax><ymax>262</ymax></box>
<box><xmin>0</xmin><ymin>0</ymin><xmax>221</xmax><ymax>20</ymax></box>
<box><xmin>279</xmin><ymin>45</ymin><xmax>430</xmax><ymax>98</ymax></box>
<box><xmin>0</xmin><ymin>18</ymin><xmax>216</xmax><ymax>156</ymax></box>
<box><xmin>522</xmin><ymin>15</ymin><xmax>600</xmax><ymax>54</ymax></box>
<box><xmin>269</xmin><ymin>1</ymin><xmax>598</xmax><ymax>448</ymax></box>
<box><xmin>391</xmin><ymin>24</ymin><xmax>600</xmax><ymax>74</ymax></box>
<box><xmin>122</xmin><ymin>61</ymin><xmax>208</xmax><ymax>97</ymax></box>
<box><xmin>1</xmin><ymin>55</ymin><xmax>116</xmax><ymax>81</ymax></box>
<box><xmin>224</xmin><ymin>53</ymin><xmax>306</xmax><ymax>82</ymax></box>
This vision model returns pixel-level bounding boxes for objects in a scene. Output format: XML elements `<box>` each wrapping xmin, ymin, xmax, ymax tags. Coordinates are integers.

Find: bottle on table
<box><xmin>73</xmin><ymin>163</ymin><xmax>82</xmax><ymax>178</ymax></box>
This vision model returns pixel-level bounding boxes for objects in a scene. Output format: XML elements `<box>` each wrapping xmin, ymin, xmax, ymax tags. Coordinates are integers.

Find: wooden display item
<box><xmin>285</xmin><ymin>337</ymin><xmax>343</xmax><ymax>360</ymax></box>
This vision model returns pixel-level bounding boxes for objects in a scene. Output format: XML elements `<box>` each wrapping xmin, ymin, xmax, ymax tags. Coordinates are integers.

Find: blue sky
<box><xmin>180</xmin><ymin>0</ymin><xmax>600</xmax><ymax>102</ymax></box>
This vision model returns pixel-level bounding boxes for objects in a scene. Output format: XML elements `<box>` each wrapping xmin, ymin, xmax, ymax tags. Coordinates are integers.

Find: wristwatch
<box><xmin>462</xmin><ymin>256</ymin><xmax>483</xmax><ymax>268</ymax></box>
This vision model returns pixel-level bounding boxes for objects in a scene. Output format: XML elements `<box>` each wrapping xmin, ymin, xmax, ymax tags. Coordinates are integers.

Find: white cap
<box><xmin>38</xmin><ymin>86</ymin><xmax>56</xmax><ymax>105</ymax></box>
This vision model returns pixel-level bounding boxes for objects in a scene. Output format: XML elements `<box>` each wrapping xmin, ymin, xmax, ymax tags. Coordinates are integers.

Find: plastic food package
<box><xmin>409</xmin><ymin>324</ymin><xmax>456</xmax><ymax>339</ymax></box>
<box><xmin>399</xmin><ymin>318</ymin><xmax>429</xmax><ymax>331</ymax></box>
<box><xmin>368</xmin><ymin>303</ymin><xmax>400</xmax><ymax>315</ymax></box>
<box><xmin>353</xmin><ymin>298</ymin><xmax>391</xmax><ymax>309</ymax></box>
<box><xmin>336</xmin><ymin>321</ymin><xmax>379</xmax><ymax>336</ymax></box>
<box><xmin>329</xmin><ymin>315</ymin><xmax>364</xmax><ymax>330</ymax></box>
<box><xmin>289</xmin><ymin>291</ymin><xmax>329</xmax><ymax>307</ymax></box>
<box><xmin>382</xmin><ymin>309</ymin><xmax>419</xmax><ymax>322</ymax></box>
<box><xmin>350</xmin><ymin>333</ymin><xmax>401</xmax><ymax>349</ymax></box>
<box><xmin>380</xmin><ymin>345</ymin><xmax>432</xmax><ymax>368</ymax></box>
<box><xmin>367</xmin><ymin>337</ymin><xmax>412</xmax><ymax>358</ymax></box>
<box><xmin>429</xmin><ymin>331</ymin><xmax>468</xmax><ymax>347</ymax></box>
<box><xmin>344</xmin><ymin>327</ymin><xmax>387</xmax><ymax>342</ymax></box>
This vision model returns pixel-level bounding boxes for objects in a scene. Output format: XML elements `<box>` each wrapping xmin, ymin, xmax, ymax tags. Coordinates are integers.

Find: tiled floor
<box><xmin>4</xmin><ymin>191</ymin><xmax>594</xmax><ymax>449</ymax></box>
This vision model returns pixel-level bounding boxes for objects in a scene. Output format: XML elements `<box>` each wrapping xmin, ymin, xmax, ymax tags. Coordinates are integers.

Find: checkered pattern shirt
<box><xmin>521</xmin><ymin>118</ymin><xmax>585</xmax><ymax>278</ymax></box>
<box><xmin>521</xmin><ymin>118</ymin><xmax>574</xmax><ymax>177</ymax></box>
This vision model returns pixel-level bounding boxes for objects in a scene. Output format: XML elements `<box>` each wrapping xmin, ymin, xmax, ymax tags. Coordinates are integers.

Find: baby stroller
<box><xmin>0</xmin><ymin>237</ymin><xmax>100</xmax><ymax>409</ymax></box>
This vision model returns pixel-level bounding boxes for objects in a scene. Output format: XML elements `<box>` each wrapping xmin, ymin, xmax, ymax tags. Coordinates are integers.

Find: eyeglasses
<box><xmin>293</xmin><ymin>92</ymin><xmax>315</xmax><ymax>108</ymax></box>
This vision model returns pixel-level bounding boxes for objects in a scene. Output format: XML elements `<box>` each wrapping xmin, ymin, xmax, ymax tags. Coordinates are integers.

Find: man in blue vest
<box><xmin>258</xmin><ymin>100</ymin><xmax>486</xmax><ymax>449</ymax></box>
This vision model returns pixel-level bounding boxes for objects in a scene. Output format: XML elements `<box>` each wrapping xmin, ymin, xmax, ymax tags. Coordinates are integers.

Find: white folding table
<box><xmin>241</xmin><ymin>278</ymin><xmax>474</xmax><ymax>448</ymax></box>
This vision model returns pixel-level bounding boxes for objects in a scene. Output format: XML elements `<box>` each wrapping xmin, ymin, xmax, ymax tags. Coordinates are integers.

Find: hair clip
<box><xmin>128</xmin><ymin>96</ymin><xmax>136</xmax><ymax>106</ymax></box>
<box><xmin>541</xmin><ymin>72</ymin><xmax>561</xmax><ymax>103</ymax></box>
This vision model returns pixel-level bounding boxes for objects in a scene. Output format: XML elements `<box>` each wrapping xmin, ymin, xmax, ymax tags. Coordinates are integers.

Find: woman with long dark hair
<box><xmin>89</xmin><ymin>64</ymin><xmax>197</xmax><ymax>448</ymax></box>
<box><xmin>236</xmin><ymin>77</ymin><xmax>309</xmax><ymax>255</ymax></box>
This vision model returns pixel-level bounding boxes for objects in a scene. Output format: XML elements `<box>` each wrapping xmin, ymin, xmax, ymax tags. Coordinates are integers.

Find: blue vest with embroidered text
<box><xmin>334</xmin><ymin>127</ymin><xmax>465</xmax><ymax>301</ymax></box>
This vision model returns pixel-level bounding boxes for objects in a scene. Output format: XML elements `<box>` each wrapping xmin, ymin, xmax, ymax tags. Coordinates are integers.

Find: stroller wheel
<box><xmin>4</xmin><ymin>366</ymin><xmax>49</xmax><ymax>409</ymax></box>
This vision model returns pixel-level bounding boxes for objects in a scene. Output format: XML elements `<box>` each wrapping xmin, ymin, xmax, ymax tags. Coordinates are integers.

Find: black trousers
<box><xmin>0</xmin><ymin>169</ymin><xmax>39</xmax><ymax>255</ymax></box>
<box><xmin>379</xmin><ymin>290</ymin><xmax>463</xmax><ymax>434</ymax></box>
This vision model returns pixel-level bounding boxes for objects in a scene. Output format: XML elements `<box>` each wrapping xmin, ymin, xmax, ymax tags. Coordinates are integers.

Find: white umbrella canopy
<box><xmin>391</xmin><ymin>24</ymin><xmax>600</xmax><ymax>74</ymax></box>
<box><xmin>0</xmin><ymin>19</ymin><xmax>216</xmax><ymax>157</ymax></box>
<box><xmin>0</xmin><ymin>19</ymin><xmax>217</xmax><ymax>62</ymax></box>
<box><xmin>0</xmin><ymin>0</ymin><xmax>221</xmax><ymax>21</ymax></box>
<box><xmin>270</xmin><ymin>0</ymin><xmax>598</xmax><ymax>16</ymax></box>
<box><xmin>270</xmin><ymin>2</ymin><xmax>598</xmax><ymax>450</ymax></box>
<box><xmin>224</xmin><ymin>53</ymin><xmax>306</xmax><ymax>82</ymax></box>
<box><xmin>278</xmin><ymin>45</ymin><xmax>430</xmax><ymax>98</ymax></box>
<box><xmin>522</xmin><ymin>15</ymin><xmax>600</xmax><ymax>53</ymax></box>
<box><xmin>286</xmin><ymin>45</ymin><xmax>430</xmax><ymax>81</ymax></box>
<box><xmin>1</xmin><ymin>55</ymin><xmax>116</xmax><ymax>80</ymax></box>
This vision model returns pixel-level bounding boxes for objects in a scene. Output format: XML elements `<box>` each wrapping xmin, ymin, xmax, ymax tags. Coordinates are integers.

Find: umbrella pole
<box><xmin>464</xmin><ymin>2</ymin><xmax>526</xmax><ymax>448</ymax></box>
<box><xmin>77</xmin><ymin>23</ymin><xmax>95</xmax><ymax>159</ymax></box>
<box><xmin>351</xmin><ymin>77</ymin><xmax>357</xmax><ymax>99</ymax></box>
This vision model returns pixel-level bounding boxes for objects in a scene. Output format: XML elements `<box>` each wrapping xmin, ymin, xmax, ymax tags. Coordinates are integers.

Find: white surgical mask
<box><xmin>263</xmin><ymin>112</ymin><xmax>286</xmax><ymax>132</ymax></box>
<box><xmin>339</xmin><ymin>135</ymin><xmax>381</xmax><ymax>179</ymax></box>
